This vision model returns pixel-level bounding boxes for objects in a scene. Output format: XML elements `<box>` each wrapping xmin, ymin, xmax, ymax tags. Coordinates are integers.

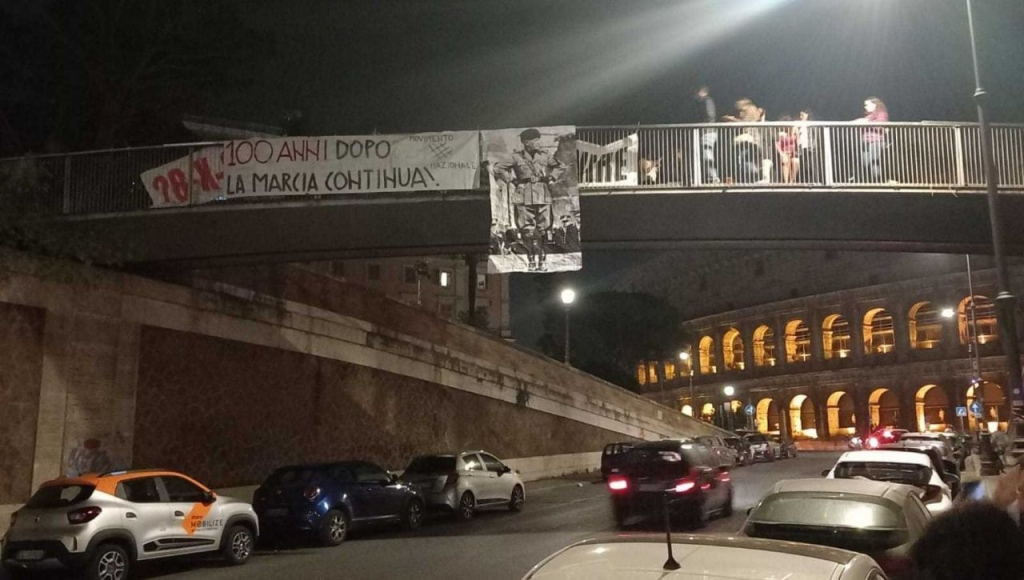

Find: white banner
<box><xmin>220</xmin><ymin>132</ymin><xmax>479</xmax><ymax>198</ymax></box>
<box><xmin>484</xmin><ymin>126</ymin><xmax>581</xmax><ymax>274</ymax></box>
<box><xmin>577</xmin><ymin>133</ymin><xmax>638</xmax><ymax>186</ymax></box>
<box><xmin>142</xmin><ymin>146</ymin><xmax>224</xmax><ymax>208</ymax></box>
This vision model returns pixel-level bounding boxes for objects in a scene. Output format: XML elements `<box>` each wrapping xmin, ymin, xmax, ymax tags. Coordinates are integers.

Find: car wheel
<box><xmin>509</xmin><ymin>485</ymin><xmax>525</xmax><ymax>512</ymax></box>
<box><xmin>613</xmin><ymin>505</ymin><xmax>629</xmax><ymax>528</ymax></box>
<box><xmin>403</xmin><ymin>499</ymin><xmax>425</xmax><ymax>530</ymax></box>
<box><xmin>691</xmin><ymin>499</ymin><xmax>710</xmax><ymax>529</ymax></box>
<box><xmin>222</xmin><ymin>525</ymin><xmax>254</xmax><ymax>565</ymax></box>
<box><xmin>318</xmin><ymin>509</ymin><xmax>349</xmax><ymax>547</ymax></box>
<box><xmin>85</xmin><ymin>543</ymin><xmax>130</xmax><ymax>580</ymax></box>
<box><xmin>457</xmin><ymin>491</ymin><xmax>475</xmax><ymax>521</ymax></box>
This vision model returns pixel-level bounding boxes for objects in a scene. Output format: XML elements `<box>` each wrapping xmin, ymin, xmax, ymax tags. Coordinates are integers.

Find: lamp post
<box><xmin>680</xmin><ymin>350</ymin><xmax>694</xmax><ymax>415</ymax></box>
<box><xmin>723</xmin><ymin>385</ymin><xmax>736</xmax><ymax>431</ymax></box>
<box><xmin>965</xmin><ymin>0</ymin><xmax>1023</xmax><ymax>422</ymax></box>
<box><xmin>560</xmin><ymin>288</ymin><xmax>575</xmax><ymax>365</ymax></box>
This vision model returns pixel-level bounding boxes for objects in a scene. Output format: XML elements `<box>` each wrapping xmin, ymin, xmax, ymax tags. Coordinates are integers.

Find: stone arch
<box><xmin>967</xmin><ymin>381</ymin><xmax>1007</xmax><ymax>432</ymax></box>
<box><xmin>756</xmin><ymin>397</ymin><xmax>780</xmax><ymax>434</ymax></box>
<box><xmin>699</xmin><ymin>335</ymin><xmax>717</xmax><ymax>374</ymax></box>
<box><xmin>752</xmin><ymin>325</ymin><xmax>777</xmax><ymax>367</ymax></box>
<box><xmin>958</xmin><ymin>295</ymin><xmax>999</xmax><ymax>345</ymax></box>
<box><xmin>784</xmin><ymin>319</ymin><xmax>811</xmax><ymax>363</ymax></box>
<box><xmin>908</xmin><ymin>301</ymin><xmax>942</xmax><ymax>350</ymax></box>
<box><xmin>822</xmin><ymin>314</ymin><xmax>852</xmax><ymax>360</ymax></box>
<box><xmin>700</xmin><ymin>402</ymin><xmax>716</xmax><ymax>422</ymax></box>
<box><xmin>915</xmin><ymin>384</ymin><xmax>949</xmax><ymax>432</ymax></box>
<box><xmin>722</xmin><ymin>328</ymin><xmax>745</xmax><ymax>371</ymax></box>
<box><xmin>789</xmin><ymin>394</ymin><xmax>818</xmax><ymax>439</ymax></box>
<box><xmin>827</xmin><ymin>391</ymin><xmax>856</xmax><ymax>437</ymax></box>
<box><xmin>863</xmin><ymin>308</ymin><xmax>895</xmax><ymax>354</ymax></box>
<box><xmin>868</xmin><ymin>388</ymin><xmax>900</xmax><ymax>427</ymax></box>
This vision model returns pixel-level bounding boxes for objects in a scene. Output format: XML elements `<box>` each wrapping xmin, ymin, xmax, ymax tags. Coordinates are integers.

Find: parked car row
<box><xmin>1</xmin><ymin>449</ymin><xmax>524</xmax><ymax>580</ymax></box>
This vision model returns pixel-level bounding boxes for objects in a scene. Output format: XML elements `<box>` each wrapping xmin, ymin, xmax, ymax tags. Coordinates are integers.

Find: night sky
<box><xmin>220</xmin><ymin>0</ymin><xmax>1024</xmax><ymax>133</ymax></box>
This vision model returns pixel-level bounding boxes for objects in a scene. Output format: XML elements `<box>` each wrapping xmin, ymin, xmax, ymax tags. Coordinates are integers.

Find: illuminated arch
<box><xmin>958</xmin><ymin>295</ymin><xmax>999</xmax><ymax>345</ymax></box>
<box><xmin>967</xmin><ymin>381</ymin><xmax>1006</xmax><ymax>432</ymax></box>
<box><xmin>752</xmin><ymin>325</ymin><xmax>777</xmax><ymax>367</ymax></box>
<box><xmin>722</xmin><ymin>328</ymin><xmax>745</xmax><ymax>370</ymax></box>
<box><xmin>863</xmin><ymin>308</ymin><xmax>895</xmax><ymax>354</ymax></box>
<box><xmin>822</xmin><ymin>314</ymin><xmax>851</xmax><ymax>360</ymax></box>
<box><xmin>868</xmin><ymin>388</ymin><xmax>900</xmax><ymax>427</ymax></box>
<box><xmin>700</xmin><ymin>402</ymin><xmax>716</xmax><ymax>421</ymax></box>
<box><xmin>755</xmin><ymin>397</ymin><xmax>780</xmax><ymax>434</ymax></box>
<box><xmin>785</xmin><ymin>319</ymin><xmax>811</xmax><ymax>363</ymax></box>
<box><xmin>909</xmin><ymin>302</ymin><xmax>942</xmax><ymax>350</ymax></box>
<box><xmin>681</xmin><ymin>404</ymin><xmax>694</xmax><ymax>417</ymax></box>
<box><xmin>699</xmin><ymin>335</ymin><xmax>717</xmax><ymax>374</ymax></box>
<box><xmin>826</xmin><ymin>391</ymin><xmax>856</xmax><ymax>437</ymax></box>
<box><xmin>915</xmin><ymin>384</ymin><xmax>949</xmax><ymax>432</ymax></box>
<box><xmin>789</xmin><ymin>394</ymin><xmax>818</xmax><ymax>439</ymax></box>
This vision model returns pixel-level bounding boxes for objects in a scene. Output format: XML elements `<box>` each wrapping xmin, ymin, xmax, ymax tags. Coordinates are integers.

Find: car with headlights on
<box><xmin>824</xmin><ymin>450</ymin><xmax>953</xmax><ymax>515</ymax></box>
<box><xmin>522</xmin><ymin>535</ymin><xmax>888</xmax><ymax>580</ymax></box>
<box><xmin>2</xmin><ymin>470</ymin><xmax>257</xmax><ymax>580</ymax></box>
<box><xmin>252</xmin><ymin>461</ymin><xmax>424</xmax><ymax>546</ymax></box>
<box><xmin>741</xmin><ymin>478</ymin><xmax>931</xmax><ymax>579</ymax></box>
<box><xmin>400</xmin><ymin>451</ymin><xmax>525</xmax><ymax>520</ymax></box>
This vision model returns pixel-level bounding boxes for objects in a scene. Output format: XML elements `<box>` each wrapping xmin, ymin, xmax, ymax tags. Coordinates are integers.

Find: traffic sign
<box><xmin>955</xmin><ymin>406</ymin><xmax>968</xmax><ymax>418</ymax></box>
<box><xmin>745</xmin><ymin>404</ymin><xmax>755</xmax><ymax>416</ymax></box>
<box><xmin>970</xmin><ymin>401</ymin><xmax>983</xmax><ymax>416</ymax></box>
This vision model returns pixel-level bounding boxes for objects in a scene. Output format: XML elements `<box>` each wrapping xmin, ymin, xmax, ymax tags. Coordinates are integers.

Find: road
<box><xmin>3</xmin><ymin>453</ymin><xmax>840</xmax><ymax>580</ymax></box>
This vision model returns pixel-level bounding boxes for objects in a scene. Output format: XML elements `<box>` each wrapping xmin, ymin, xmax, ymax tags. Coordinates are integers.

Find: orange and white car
<box><xmin>1</xmin><ymin>469</ymin><xmax>258</xmax><ymax>580</ymax></box>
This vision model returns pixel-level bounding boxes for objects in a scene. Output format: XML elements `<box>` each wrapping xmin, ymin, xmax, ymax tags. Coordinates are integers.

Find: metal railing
<box><xmin>1</xmin><ymin>123</ymin><xmax>1022</xmax><ymax>216</ymax></box>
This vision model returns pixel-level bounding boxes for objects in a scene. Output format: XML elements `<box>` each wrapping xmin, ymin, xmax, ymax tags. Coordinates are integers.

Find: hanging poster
<box><xmin>483</xmin><ymin>126</ymin><xmax>581</xmax><ymax>274</ymax></box>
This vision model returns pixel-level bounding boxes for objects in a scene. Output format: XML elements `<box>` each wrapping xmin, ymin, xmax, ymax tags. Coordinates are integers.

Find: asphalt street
<box><xmin>4</xmin><ymin>453</ymin><xmax>842</xmax><ymax>580</ymax></box>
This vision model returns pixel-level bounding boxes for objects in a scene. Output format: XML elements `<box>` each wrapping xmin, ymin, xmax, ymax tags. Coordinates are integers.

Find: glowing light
<box><xmin>679</xmin><ymin>351</ymin><xmax>690</xmax><ymax>361</ymax></box>
<box><xmin>608</xmin><ymin>478</ymin><xmax>628</xmax><ymax>491</ymax></box>
<box><xmin>560</xmin><ymin>288</ymin><xmax>576</xmax><ymax>305</ymax></box>
<box><xmin>941</xmin><ymin>307</ymin><xmax>956</xmax><ymax>319</ymax></box>
<box><xmin>675</xmin><ymin>481</ymin><xmax>696</xmax><ymax>493</ymax></box>
<box><xmin>867</xmin><ymin>437</ymin><xmax>879</xmax><ymax>448</ymax></box>
<box><xmin>723</xmin><ymin>385</ymin><xmax>736</xmax><ymax>397</ymax></box>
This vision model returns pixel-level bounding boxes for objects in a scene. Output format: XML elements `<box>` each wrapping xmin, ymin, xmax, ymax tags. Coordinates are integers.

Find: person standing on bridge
<box><xmin>723</xmin><ymin>98</ymin><xmax>768</xmax><ymax>183</ymax></box>
<box><xmin>492</xmin><ymin>128</ymin><xmax>567</xmax><ymax>272</ymax></box>
<box><xmin>694</xmin><ymin>86</ymin><xmax>720</xmax><ymax>184</ymax></box>
<box><xmin>854</xmin><ymin>97</ymin><xmax>889</xmax><ymax>183</ymax></box>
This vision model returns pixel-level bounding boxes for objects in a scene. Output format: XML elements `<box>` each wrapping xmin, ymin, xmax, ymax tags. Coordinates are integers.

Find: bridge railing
<box><xmin>1</xmin><ymin>123</ymin><xmax>1022</xmax><ymax>216</ymax></box>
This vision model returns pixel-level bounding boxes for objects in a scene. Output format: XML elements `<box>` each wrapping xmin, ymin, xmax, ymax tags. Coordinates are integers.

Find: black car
<box><xmin>253</xmin><ymin>461</ymin><xmax>424</xmax><ymax>546</ymax></box>
<box><xmin>771</xmin><ymin>434</ymin><xmax>798</xmax><ymax>459</ymax></box>
<box><xmin>601</xmin><ymin>442</ymin><xmax>634</xmax><ymax>480</ymax></box>
<box><xmin>723</xmin><ymin>435</ymin><xmax>752</xmax><ymax>466</ymax></box>
<box><xmin>606</xmin><ymin>439</ymin><xmax>732</xmax><ymax>528</ymax></box>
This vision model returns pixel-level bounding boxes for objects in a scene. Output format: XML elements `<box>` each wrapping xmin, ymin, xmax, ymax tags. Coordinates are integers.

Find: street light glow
<box><xmin>941</xmin><ymin>307</ymin><xmax>956</xmax><ymax>319</ymax></box>
<box><xmin>679</xmin><ymin>351</ymin><xmax>690</xmax><ymax>361</ymax></box>
<box><xmin>723</xmin><ymin>385</ymin><xmax>735</xmax><ymax>397</ymax></box>
<box><xmin>560</xmin><ymin>288</ymin><xmax>576</xmax><ymax>305</ymax></box>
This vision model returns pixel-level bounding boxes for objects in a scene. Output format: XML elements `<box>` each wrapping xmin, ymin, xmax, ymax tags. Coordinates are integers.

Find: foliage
<box><xmin>538</xmin><ymin>290</ymin><xmax>690</xmax><ymax>391</ymax></box>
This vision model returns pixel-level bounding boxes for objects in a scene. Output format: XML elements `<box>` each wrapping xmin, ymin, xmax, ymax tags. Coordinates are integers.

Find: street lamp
<box><xmin>941</xmin><ymin>307</ymin><xmax>956</xmax><ymax>319</ymax></box>
<box><xmin>560</xmin><ymin>288</ymin><xmax>576</xmax><ymax>365</ymax></box>
<box><xmin>680</xmin><ymin>350</ymin><xmax>694</xmax><ymax>415</ymax></box>
<box><xmin>723</xmin><ymin>385</ymin><xmax>736</xmax><ymax>431</ymax></box>
<box><xmin>965</xmin><ymin>0</ymin><xmax>1023</xmax><ymax>419</ymax></box>
<box><xmin>723</xmin><ymin>385</ymin><xmax>735</xmax><ymax>397</ymax></box>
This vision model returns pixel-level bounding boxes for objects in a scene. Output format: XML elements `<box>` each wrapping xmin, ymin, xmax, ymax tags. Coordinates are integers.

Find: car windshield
<box><xmin>746</xmin><ymin>493</ymin><xmax>909</xmax><ymax>551</ymax></box>
<box><xmin>404</xmin><ymin>456</ymin><xmax>456</xmax><ymax>474</ymax></box>
<box><xmin>25</xmin><ymin>485</ymin><xmax>94</xmax><ymax>509</ymax></box>
<box><xmin>833</xmin><ymin>461</ymin><xmax>932</xmax><ymax>487</ymax></box>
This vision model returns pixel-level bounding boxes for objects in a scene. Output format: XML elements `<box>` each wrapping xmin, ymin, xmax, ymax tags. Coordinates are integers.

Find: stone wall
<box><xmin>0</xmin><ymin>304</ymin><xmax>44</xmax><ymax>504</ymax></box>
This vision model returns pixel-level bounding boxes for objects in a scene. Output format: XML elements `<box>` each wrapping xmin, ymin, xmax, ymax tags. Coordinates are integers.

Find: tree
<box><xmin>538</xmin><ymin>291</ymin><xmax>690</xmax><ymax>391</ymax></box>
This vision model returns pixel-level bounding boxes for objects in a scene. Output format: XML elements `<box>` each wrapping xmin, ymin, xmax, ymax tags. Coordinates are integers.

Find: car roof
<box><xmin>42</xmin><ymin>469</ymin><xmax>208</xmax><ymax>496</ymax></box>
<box><xmin>903</xmin><ymin>432</ymin><xmax>942</xmax><ymax>438</ymax></box>
<box><xmin>838</xmin><ymin>450</ymin><xmax>933</xmax><ymax>467</ymax></box>
<box><xmin>769</xmin><ymin>477</ymin><xmax>919</xmax><ymax>501</ymax></box>
<box><xmin>633</xmin><ymin>439</ymin><xmax>697</xmax><ymax>450</ymax></box>
<box><xmin>525</xmin><ymin>535</ymin><xmax>864</xmax><ymax>579</ymax></box>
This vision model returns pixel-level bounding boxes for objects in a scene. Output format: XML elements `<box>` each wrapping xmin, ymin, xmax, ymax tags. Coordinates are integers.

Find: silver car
<box><xmin>2</xmin><ymin>470</ymin><xmax>258</xmax><ymax>580</ymax></box>
<box><xmin>696</xmin><ymin>435</ymin><xmax>739</xmax><ymax>467</ymax></box>
<box><xmin>400</xmin><ymin>451</ymin><xmax>525</xmax><ymax>520</ymax></box>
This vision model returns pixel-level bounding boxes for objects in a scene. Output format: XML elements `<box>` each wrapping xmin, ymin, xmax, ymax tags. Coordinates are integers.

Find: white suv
<box><xmin>400</xmin><ymin>451</ymin><xmax>526</xmax><ymax>520</ymax></box>
<box><xmin>2</xmin><ymin>470</ymin><xmax>258</xmax><ymax>580</ymax></box>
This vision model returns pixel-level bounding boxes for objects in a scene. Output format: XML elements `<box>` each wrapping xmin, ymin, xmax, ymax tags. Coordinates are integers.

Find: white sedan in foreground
<box><xmin>825</xmin><ymin>450</ymin><xmax>953</xmax><ymax>515</ymax></box>
<box><xmin>523</xmin><ymin>535</ymin><xmax>887</xmax><ymax>579</ymax></box>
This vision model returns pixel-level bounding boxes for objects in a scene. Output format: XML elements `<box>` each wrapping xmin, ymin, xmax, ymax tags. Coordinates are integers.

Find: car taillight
<box><xmin>608</xmin><ymin>476</ymin><xmax>629</xmax><ymax>492</ymax></box>
<box><xmin>673</xmin><ymin>478</ymin><xmax>696</xmax><ymax>493</ymax></box>
<box><xmin>67</xmin><ymin>506</ymin><xmax>102</xmax><ymax>524</ymax></box>
<box><xmin>717</xmin><ymin>471</ymin><xmax>731</xmax><ymax>483</ymax></box>
<box><xmin>303</xmin><ymin>486</ymin><xmax>321</xmax><ymax>501</ymax></box>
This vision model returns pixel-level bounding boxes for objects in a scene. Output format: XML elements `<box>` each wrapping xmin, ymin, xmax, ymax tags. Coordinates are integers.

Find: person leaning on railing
<box><xmin>852</xmin><ymin>97</ymin><xmax>889</xmax><ymax>183</ymax></box>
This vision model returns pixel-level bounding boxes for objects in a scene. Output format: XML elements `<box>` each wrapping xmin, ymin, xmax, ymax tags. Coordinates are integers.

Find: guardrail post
<box><xmin>954</xmin><ymin>126</ymin><xmax>967</xmax><ymax>187</ymax></box>
<box><xmin>692</xmin><ymin>129</ymin><xmax>702</xmax><ymax>187</ymax></box>
<box><xmin>823</xmin><ymin>127</ymin><xmax>834</xmax><ymax>187</ymax></box>
<box><xmin>62</xmin><ymin>156</ymin><xmax>71</xmax><ymax>214</ymax></box>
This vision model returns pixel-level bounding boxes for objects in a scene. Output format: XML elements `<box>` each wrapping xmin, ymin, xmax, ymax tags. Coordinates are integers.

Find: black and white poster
<box><xmin>484</xmin><ymin>126</ymin><xmax>581</xmax><ymax>274</ymax></box>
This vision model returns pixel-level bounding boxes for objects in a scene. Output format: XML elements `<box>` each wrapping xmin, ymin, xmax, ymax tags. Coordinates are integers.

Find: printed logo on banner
<box><xmin>142</xmin><ymin>146</ymin><xmax>224</xmax><ymax>208</ymax></box>
<box><xmin>483</xmin><ymin>126</ymin><xmax>581</xmax><ymax>274</ymax></box>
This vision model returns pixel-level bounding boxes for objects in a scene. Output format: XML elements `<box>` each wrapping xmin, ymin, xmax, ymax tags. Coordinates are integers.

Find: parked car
<box><xmin>522</xmin><ymin>535</ymin><xmax>888</xmax><ymax>580</ymax></box>
<box><xmin>400</xmin><ymin>451</ymin><xmax>525</xmax><ymax>520</ymax></box>
<box><xmin>1</xmin><ymin>470</ymin><xmax>258</xmax><ymax>580</ymax></box>
<box><xmin>824</xmin><ymin>450</ymin><xmax>953</xmax><ymax>515</ymax></box>
<box><xmin>695</xmin><ymin>435</ymin><xmax>738</xmax><ymax>467</ymax></box>
<box><xmin>600</xmin><ymin>442</ymin><xmax>635</xmax><ymax>480</ymax></box>
<box><xmin>876</xmin><ymin>443</ymin><xmax>961</xmax><ymax>498</ymax></box>
<box><xmin>723</xmin><ymin>435</ymin><xmax>752</xmax><ymax>466</ymax></box>
<box><xmin>252</xmin><ymin>461</ymin><xmax>424</xmax><ymax>546</ymax></box>
<box><xmin>744</xmin><ymin>433</ymin><xmax>781</xmax><ymax>462</ymax></box>
<box><xmin>606</xmin><ymin>439</ymin><xmax>732</xmax><ymax>528</ymax></box>
<box><xmin>742</xmin><ymin>478</ymin><xmax>930</xmax><ymax>579</ymax></box>
<box><xmin>899</xmin><ymin>433</ymin><xmax>957</xmax><ymax>464</ymax></box>
<box><xmin>770</xmin><ymin>434</ymin><xmax>798</xmax><ymax>459</ymax></box>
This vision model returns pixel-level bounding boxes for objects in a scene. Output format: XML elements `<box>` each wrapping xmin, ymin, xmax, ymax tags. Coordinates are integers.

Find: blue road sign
<box><xmin>970</xmin><ymin>401</ymin><xmax>983</xmax><ymax>416</ymax></box>
<box><xmin>745</xmin><ymin>404</ymin><xmax>755</xmax><ymax>416</ymax></box>
<box><xmin>956</xmin><ymin>406</ymin><xmax>968</xmax><ymax>418</ymax></box>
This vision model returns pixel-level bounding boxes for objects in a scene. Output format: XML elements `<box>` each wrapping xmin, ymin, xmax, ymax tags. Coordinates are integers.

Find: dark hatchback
<box><xmin>252</xmin><ymin>461</ymin><xmax>424</xmax><ymax>546</ymax></box>
<box><xmin>606</xmin><ymin>439</ymin><xmax>732</xmax><ymax>528</ymax></box>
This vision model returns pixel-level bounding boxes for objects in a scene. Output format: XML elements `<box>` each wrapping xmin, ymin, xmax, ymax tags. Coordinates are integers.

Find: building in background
<box><xmin>301</xmin><ymin>256</ymin><xmax>511</xmax><ymax>339</ymax></box>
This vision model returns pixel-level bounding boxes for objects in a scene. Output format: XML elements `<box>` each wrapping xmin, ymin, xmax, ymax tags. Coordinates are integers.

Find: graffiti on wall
<box><xmin>65</xmin><ymin>438</ymin><xmax>114</xmax><ymax>477</ymax></box>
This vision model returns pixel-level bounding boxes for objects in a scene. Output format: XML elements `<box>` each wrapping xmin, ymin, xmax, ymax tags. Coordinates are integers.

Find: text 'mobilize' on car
<box><xmin>1</xmin><ymin>469</ymin><xmax>257</xmax><ymax>580</ymax></box>
<box><xmin>400</xmin><ymin>451</ymin><xmax>525</xmax><ymax>520</ymax></box>
<box><xmin>252</xmin><ymin>461</ymin><xmax>424</xmax><ymax>547</ymax></box>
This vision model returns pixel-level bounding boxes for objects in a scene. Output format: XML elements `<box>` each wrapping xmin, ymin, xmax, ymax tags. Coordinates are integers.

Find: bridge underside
<box><xmin>64</xmin><ymin>189</ymin><xmax>1024</xmax><ymax>268</ymax></box>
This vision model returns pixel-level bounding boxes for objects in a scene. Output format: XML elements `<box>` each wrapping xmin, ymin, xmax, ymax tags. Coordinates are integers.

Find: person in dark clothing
<box><xmin>854</xmin><ymin>97</ymin><xmax>889</xmax><ymax>182</ymax></box>
<box><xmin>910</xmin><ymin>502</ymin><xmax>1024</xmax><ymax>580</ymax></box>
<box><xmin>694</xmin><ymin>86</ymin><xmax>719</xmax><ymax>184</ymax></box>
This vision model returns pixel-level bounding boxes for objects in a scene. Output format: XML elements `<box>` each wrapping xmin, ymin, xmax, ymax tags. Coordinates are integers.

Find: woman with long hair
<box><xmin>855</xmin><ymin>97</ymin><xmax>889</xmax><ymax>182</ymax></box>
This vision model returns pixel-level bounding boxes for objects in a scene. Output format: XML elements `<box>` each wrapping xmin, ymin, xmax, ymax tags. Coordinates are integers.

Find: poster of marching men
<box><xmin>483</xmin><ymin>126</ymin><xmax>581</xmax><ymax>274</ymax></box>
